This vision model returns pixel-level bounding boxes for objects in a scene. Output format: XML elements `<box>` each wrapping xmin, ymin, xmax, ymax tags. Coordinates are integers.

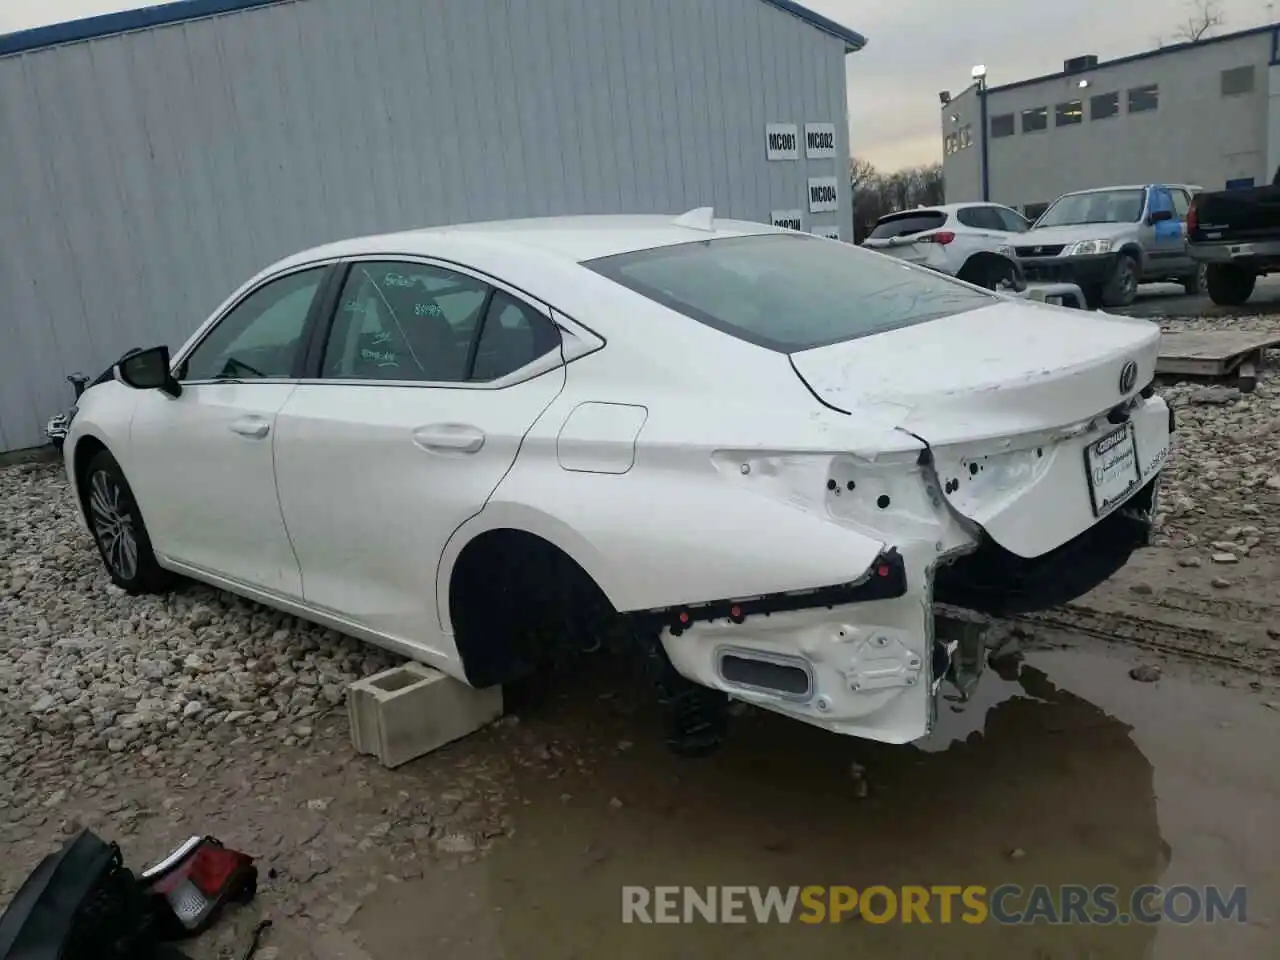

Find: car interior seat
<box><xmin>372</xmin><ymin>284</ymin><xmax>463</xmax><ymax>380</ymax></box>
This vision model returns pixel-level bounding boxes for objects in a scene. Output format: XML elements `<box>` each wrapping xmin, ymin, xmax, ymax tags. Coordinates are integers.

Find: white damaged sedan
<box><xmin>63</xmin><ymin>211</ymin><xmax>1171</xmax><ymax>755</ymax></box>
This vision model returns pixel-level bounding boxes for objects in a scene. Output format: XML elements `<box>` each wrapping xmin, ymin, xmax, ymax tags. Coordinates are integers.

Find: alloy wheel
<box><xmin>1119</xmin><ymin>260</ymin><xmax>1137</xmax><ymax>299</ymax></box>
<box><xmin>89</xmin><ymin>470</ymin><xmax>138</xmax><ymax>580</ymax></box>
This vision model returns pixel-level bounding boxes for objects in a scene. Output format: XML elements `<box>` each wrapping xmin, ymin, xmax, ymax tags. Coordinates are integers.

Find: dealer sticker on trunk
<box><xmin>1084</xmin><ymin>424</ymin><xmax>1142</xmax><ymax>517</ymax></box>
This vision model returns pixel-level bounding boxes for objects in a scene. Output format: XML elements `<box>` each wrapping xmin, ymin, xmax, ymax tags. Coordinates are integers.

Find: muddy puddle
<box><xmin>350</xmin><ymin>640</ymin><xmax>1279</xmax><ymax>960</ymax></box>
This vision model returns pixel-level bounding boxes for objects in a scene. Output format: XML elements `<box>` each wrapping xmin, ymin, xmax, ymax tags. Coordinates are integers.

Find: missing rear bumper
<box><xmin>933</xmin><ymin>476</ymin><xmax>1158</xmax><ymax>615</ymax></box>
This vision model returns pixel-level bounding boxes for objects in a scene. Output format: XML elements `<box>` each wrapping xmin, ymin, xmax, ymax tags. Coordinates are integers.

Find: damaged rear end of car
<box><xmin>527</xmin><ymin>227</ymin><xmax>1173</xmax><ymax>752</ymax></box>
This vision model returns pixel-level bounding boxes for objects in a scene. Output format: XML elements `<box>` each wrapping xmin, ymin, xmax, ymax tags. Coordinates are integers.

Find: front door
<box><xmin>127</xmin><ymin>265</ymin><xmax>331</xmax><ymax>597</ymax></box>
<box><xmin>1145</xmin><ymin>186</ymin><xmax>1186</xmax><ymax>274</ymax></box>
<box><xmin>272</xmin><ymin>259</ymin><xmax>567</xmax><ymax>656</ymax></box>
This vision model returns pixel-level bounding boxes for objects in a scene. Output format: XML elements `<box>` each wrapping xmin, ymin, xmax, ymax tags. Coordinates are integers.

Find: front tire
<box><xmin>1101</xmin><ymin>254</ymin><xmax>1139</xmax><ymax>307</ymax></box>
<box><xmin>1205</xmin><ymin>264</ymin><xmax>1257</xmax><ymax>306</ymax></box>
<box><xmin>1181</xmin><ymin>262</ymin><xmax>1208</xmax><ymax>296</ymax></box>
<box><xmin>83</xmin><ymin>450</ymin><xmax>173</xmax><ymax>594</ymax></box>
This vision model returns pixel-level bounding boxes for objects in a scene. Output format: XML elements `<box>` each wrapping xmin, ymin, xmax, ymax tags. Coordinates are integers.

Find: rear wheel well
<box><xmin>448</xmin><ymin>529</ymin><xmax>623</xmax><ymax>688</ymax></box>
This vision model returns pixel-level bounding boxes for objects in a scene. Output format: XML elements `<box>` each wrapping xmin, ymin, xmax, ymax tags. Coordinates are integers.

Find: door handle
<box><xmin>412</xmin><ymin>423</ymin><xmax>486</xmax><ymax>454</ymax></box>
<box><xmin>229</xmin><ymin>416</ymin><xmax>271</xmax><ymax>439</ymax></box>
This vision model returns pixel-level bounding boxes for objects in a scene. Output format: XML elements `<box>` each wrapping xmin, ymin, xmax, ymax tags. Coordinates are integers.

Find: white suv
<box><xmin>862</xmin><ymin>203</ymin><xmax>1031</xmax><ymax>288</ymax></box>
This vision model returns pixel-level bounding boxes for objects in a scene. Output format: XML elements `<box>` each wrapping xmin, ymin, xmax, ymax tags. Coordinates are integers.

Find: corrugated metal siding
<box><xmin>0</xmin><ymin>0</ymin><xmax>849</xmax><ymax>452</ymax></box>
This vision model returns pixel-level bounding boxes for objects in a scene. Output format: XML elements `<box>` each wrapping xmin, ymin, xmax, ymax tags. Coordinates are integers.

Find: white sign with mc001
<box><xmin>765</xmin><ymin>123</ymin><xmax>798</xmax><ymax>161</ymax></box>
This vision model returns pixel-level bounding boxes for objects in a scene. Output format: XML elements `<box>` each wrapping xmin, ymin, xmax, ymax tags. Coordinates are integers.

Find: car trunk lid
<box><xmin>788</xmin><ymin>299</ymin><xmax>1161</xmax><ymax>446</ymax></box>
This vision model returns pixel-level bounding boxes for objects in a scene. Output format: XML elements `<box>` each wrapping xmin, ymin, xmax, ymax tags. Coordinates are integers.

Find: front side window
<box><xmin>585</xmin><ymin>234</ymin><xmax>994</xmax><ymax>353</ymax></box>
<box><xmin>182</xmin><ymin>266</ymin><xmax>327</xmax><ymax>381</ymax></box>
<box><xmin>1036</xmin><ymin>188</ymin><xmax>1146</xmax><ymax>227</ymax></box>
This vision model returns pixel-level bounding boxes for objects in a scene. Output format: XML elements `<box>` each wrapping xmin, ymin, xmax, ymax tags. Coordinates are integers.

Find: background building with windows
<box><xmin>0</xmin><ymin>0</ymin><xmax>863</xmax><ymax>454</ymax></box>
<box><xmin>940</xmin><ymin>23</ymin><xmax>1280</xmax><ymax>218</ymax></box>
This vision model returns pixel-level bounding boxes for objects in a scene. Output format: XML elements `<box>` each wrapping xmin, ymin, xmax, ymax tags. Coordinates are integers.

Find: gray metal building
<box><xmin>0</xmin><ymin>0</ymin><xmax>865</xmax><ymax>454</ymax></box>
<box><xmin>941</xmin><ymin>23</ymin><xmax>1280</xmax><ymax>217</ymax></box>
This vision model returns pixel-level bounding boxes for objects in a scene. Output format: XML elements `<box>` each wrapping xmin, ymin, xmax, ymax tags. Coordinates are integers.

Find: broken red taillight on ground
<box><xmin>141</xmin><ymin>836</ymin><xmax>257</xmax><ymax>940</ymax></box>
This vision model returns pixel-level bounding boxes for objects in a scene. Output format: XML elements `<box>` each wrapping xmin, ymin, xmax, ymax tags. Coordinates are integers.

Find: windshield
<box><xmin>1035</xmin><ymin>189</ymin><xmax>1146</xmax><ymax>227</ymax></box>
<box><xmin>583</xmin><ymin>233</ymin><xmax>995</xmax><ymax>352</ymax></box>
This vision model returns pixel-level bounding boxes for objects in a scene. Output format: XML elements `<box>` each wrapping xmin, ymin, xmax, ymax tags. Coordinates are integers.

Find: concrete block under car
<box><xmin>348</xmin><ymin>662</ymin><xmax>503</xmax><ymax>768</ymax></box>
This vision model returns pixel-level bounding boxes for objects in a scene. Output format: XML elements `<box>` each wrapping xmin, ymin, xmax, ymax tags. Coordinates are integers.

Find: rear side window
<box><xmin>322</xmin><ymin>262</ymin><xmax>488</xmax><ymax>381</ymax></box>
<box><xmin>957</xmin><ymin>207</ymin><xmax>1006</xmax><ymax>230</ymax></box>
<box><xmin>584</xmin><ymin>234</ymin><xmax>994</xmax><ymax>353</ymax></box>
<box><xmin>867</xmin><ymin>211</ymin><xmax>948</xmax><ymax>239</ymax></box>
<box><xmin>994</xmin><ymin>207</ymin><xmax>1030</xmax><ymax>232</ymax></box>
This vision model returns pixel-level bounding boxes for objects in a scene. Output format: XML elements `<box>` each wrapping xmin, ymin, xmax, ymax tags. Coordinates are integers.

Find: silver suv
<box><xmin>1013</xmin><ymin>184</ymin><xmax>1203</xmax><ymax>308</ymax></box>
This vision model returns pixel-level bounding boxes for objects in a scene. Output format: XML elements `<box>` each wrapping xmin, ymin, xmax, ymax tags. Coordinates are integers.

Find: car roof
<box><xmin>875</xmin><ymin>201</ymin><xmax>1015</xmax><ymax>220</ymax></box>
<box><xmin>271</xmin><ymin>214</ymin><xmax>784</xmax><ymax>273</ymax></box>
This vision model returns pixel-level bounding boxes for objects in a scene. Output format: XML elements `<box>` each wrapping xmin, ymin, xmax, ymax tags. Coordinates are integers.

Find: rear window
<box><xmin>867</xmin><ymin>211</ymin><xmax>948</xmax><ymax>239</ymax></box>
<box><xmin>583</xmin><ymin>233</ymin><xmax>994</xmax><ymax>353</ymax></box>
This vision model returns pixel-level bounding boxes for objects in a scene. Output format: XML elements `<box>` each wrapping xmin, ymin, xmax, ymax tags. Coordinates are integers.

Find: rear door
<box><xmin>954</xmin><ymin>205</ymin><xmax>1019</xmax><ymax>257</ymax></box>
<box><xmin>272</xmin><ymin>258</ymin><xmax>567</xmax><ymax>656</ymax></box>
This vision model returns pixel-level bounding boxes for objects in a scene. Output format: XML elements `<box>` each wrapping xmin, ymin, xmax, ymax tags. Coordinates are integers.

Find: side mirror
<box><xmin>118</xmin><ymin>346</ymin><xmax>183</xmax><ymax>398</ymax></box>
<box><xmin>1148</xmin><ymin>209</ymin><xmax>1173</xmax><ymax>224</ymax></box>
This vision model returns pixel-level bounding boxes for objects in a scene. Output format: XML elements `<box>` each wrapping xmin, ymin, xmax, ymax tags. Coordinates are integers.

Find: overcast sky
<box><xmin>2</xmin><ymin>0</ymin><xmax>1277</xmax><ymax>171</ymax></box>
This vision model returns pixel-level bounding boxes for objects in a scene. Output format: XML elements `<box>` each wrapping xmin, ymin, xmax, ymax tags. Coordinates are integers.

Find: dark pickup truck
<box><xmin>1188</xmin><ymin>170</ymin><xmax>1280</xmax><ymax>305</ymax></box>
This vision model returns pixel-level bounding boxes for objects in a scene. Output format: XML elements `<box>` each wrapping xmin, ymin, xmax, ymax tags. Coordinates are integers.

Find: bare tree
<box><xmin>849</xmin><ymin>156</ymin><xmax>877</xmax><ymax>192</ymax></box>
<box><xmin>1171</xmin><ymin>0</ymin><xmax>1224</xmax><ymax>42</ymax></box>
<box><xmin>849</xmin><ymin>157</ymin><xmax>946</xmax><ymax>242</ymax></box>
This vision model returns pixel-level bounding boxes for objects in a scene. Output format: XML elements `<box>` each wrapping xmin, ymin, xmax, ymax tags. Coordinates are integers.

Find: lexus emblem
<box><xmin>1119</xmin><ymin>360</ymin><xmax>1138</xmax><ymax>393</ymax></box>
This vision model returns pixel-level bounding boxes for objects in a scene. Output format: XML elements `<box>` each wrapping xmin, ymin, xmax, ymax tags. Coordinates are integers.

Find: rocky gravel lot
<box><xmin>1</xmin><ymin>311</ymin><xmax>1278</xmax><ymax>957</ymax></box>
<box><xmin>1149</xmin><ymin>315</ymin><xmax>1280</xmax><ymax>565</ymax></box>
<box><xmin>0</xmin><ymin>463</ymin><xmax>404</xmax><ymax>763</ymax></box>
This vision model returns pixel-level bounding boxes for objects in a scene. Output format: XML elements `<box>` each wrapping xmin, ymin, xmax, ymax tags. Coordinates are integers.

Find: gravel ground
<box><xmin>1149</xmin><ymin>314</ymin><xmax>1280</xmax><ymax>562</ymax></box>
<box><xmin>0</xmin><ymin>463</ymin><xmax>405</xmax><ymax>772</ymax></box>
